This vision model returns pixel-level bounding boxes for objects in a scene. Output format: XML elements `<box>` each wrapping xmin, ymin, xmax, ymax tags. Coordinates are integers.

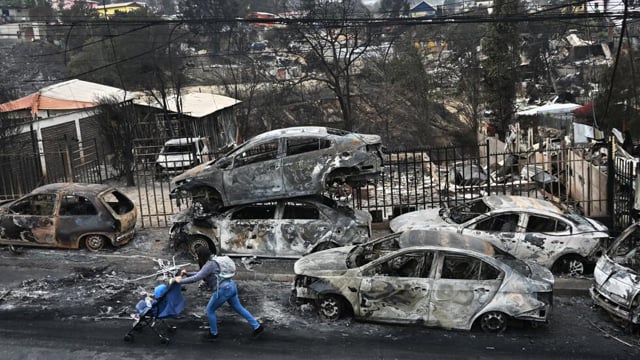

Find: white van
<box><xmin>155</xmin><ymin>137</ymin><xmax>210</xmax><ymax>177</ymax></box>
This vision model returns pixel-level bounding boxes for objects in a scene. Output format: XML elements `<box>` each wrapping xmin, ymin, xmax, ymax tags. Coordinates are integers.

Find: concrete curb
<box><xmin>554</xmin><ymin>278</ymin><xmax>592</xmax><ymax>296</ymax></box>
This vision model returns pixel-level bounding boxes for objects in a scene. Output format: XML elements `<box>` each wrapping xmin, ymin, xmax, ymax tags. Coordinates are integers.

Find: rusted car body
<box><xmin>0</xmin><ymin>183</ymin><xmax>137</xmax><ymax>251</ymax></box>
<box><xmin>292</xmin><ymin>230</ymin><xmax>554</xmax><ymax>332</ymax></box>
<box><xmin>389</xmin><ymin>195</ymin><xmax>609</xmax><ymax>275</ymax></box>
<box><xmin>170</xmin><ymin>195</ymin><xmax>372</xmax><ymax>258</ymax></box>
<box><xmin>170</xmin><ymin>126</ymin><xmax>383</xmax><ymax>213</ymax></box>
<box><xmin>591</xmin><ymin>223</ymin><xmax>640</xmax><ymax>324</ymax></box>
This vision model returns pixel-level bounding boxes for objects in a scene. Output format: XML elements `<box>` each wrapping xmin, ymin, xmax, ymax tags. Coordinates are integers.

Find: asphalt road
<box><xmin>0</xmin><ymin>229</ymin><xmax>639</xmax><ymax>359</ymax></box>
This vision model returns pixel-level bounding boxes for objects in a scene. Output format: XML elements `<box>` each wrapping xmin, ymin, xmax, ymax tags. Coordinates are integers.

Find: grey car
<box><xmin>292</xmin><ymin>230</ymin><xmax>554</xmax><ymax>333</ymax></box>
<box><xmin>170</xmin><ymin>195</ymin><xmax>372</xmax><ymax>258</ymax></box>
<box><xmin>170</xmin><ymin>126</ymin><xmax>383</xmax><ymax>213</ymax></box>
<box><xmin>591</xmin><ymin>222</ymin><xmax>640</xmax><ymax>325</ymax></box>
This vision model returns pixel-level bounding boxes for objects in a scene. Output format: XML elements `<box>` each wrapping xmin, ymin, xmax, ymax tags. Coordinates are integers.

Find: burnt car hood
<box><xmin>293</xmin><ymin>246</ymin><xmax>354</xmax><ymax>275</ymax></box>
<box><xmin>593</xmin><ymin>255</ymin><xmax>639</xmax><ymax>306</ymax></box>
<box><xmin>170</xmin><ymin>159</ymin><xmax>215</xmax><ymax>187</ymax></box>
<box><xmin>389</xmin><ymin>209</ymin><xmax>451</xmax><ymax>232</ymax></box>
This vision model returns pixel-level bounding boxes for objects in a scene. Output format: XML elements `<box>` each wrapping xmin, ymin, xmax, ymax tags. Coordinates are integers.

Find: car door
<box><xmin>281</xmin><ymin>136</ymin><xmax>333</xmax><ymax>196</ymax></box>
<box><xmin>0</xmin><ymin>193</ymin><xmax>58</xmax><ymax>246</ymax></box>
<box><xmin>57</xmin><ymin>193</ymin><xmax>100</xmax><ymax>247</ymax></box>
<box><xmin>219</xmin><ymin>202</ymin><xmax>278</xmax><ymax>256</ymax></box>
<box><xmin>520</xmin><ymin>213</ymin><xmax>572</xmax><ymax>264</ymax></box>
<box><xmin>222</xmin><ymin>139</ymin><xmax>283</xmax><ymax>204</ymax></box>
<box><xmin>279</xmin><ymin>200</ymin><xmax>334</xmax><ymax>255</ymax></box>
<box><xmin>357</xmin><ymin>250</ymin><xmax>435</xmax><ymax>323</ymax></box>
<box><xmin>429</xmin><ymin>252</ymin><xmax>502</xmax><ymax>330</ymax></box>
<box><xmin>461</xmin><ymin>212</ymin><xmax>523</xmax><ymax>254</ymax></box>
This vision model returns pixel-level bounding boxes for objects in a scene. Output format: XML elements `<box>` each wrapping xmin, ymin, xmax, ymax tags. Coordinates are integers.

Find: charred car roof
<box><xmin>398</xmin><ymin>230</ymin><xmax>495</xmax><ymax>256</ymax></box>
<box><xmin>29</xmin><ymin>182</ymin><xmax>114</xmax><ymax>196</ymax></box>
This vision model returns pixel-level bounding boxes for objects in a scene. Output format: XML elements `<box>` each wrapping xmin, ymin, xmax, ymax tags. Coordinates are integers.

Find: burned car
<box><xmin>170</xmin><ymin>195</ymin><xmax>372</xmax><ymax>258</ymax></box>
<box><xmin>170</xmin><ymin>126</ymin><xmax>383</xmax><ymax>213</ymax></box>
<box><xmin>292</xmin><ymin>230</ymin><xmax>554</xmax><ymax>332</ymax></box>
<box><xmin>0</xmin><ymin>183</ymin><xmax>137</xmax><ymax>251</ymax></box>
<box><xmin>591</xmin><ymin>222</ymin><xmax>640</xmax><ymax>325</ymax></box>
<box><xmin>389</xmin><ymin>195</ymin><xmax>609</xmax><ymax>276</ymax></box>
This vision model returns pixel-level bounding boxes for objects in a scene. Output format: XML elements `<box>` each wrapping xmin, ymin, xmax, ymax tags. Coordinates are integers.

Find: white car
<box><xmin>292</xmin><ymin>230</ymin><xmax>554</xmax><ymax>333</ymax></box>
<box><xmin>389</xmin><ymin>195</ymin><xmax>609</xmax><ymax>275</ymax></box>
<box><xmin>591</xmin><ymin>222</ymin><xmax>640</xmax><ymax>325</ymax></box>
<box><xmin>155</xmin><ymin>137</ymin><xmax>210</xmax><ymax>177</ymax></box>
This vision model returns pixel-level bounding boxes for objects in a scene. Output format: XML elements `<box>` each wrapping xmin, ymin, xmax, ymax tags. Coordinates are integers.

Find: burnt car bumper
<box><xmin>292</xmin><ymin>275</ymin><xmax>322</xmax><ymax>303</ymax></box>
<box><xmin>590</xmin><ymin>286</ymin><xmax>639</xmax><ymax>323</ymax></box>
<box><xmin>114</xmin><ymin>229</ymin><xmax>136</xmax><ymax>246</ymax></box>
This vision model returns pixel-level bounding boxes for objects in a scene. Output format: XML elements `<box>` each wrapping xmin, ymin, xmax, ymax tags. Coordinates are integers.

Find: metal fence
<box><xmin>0</xmin><ymin>136</ymin><xmax>629</xmax><ymax>233</ymax></box>
<box><xmin>0</xmin><ymin>138</ymin><xmax>119</xmax><ymax>201</ymax></box>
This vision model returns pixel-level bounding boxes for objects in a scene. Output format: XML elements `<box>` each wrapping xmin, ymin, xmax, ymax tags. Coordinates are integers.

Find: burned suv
<box><xmin>170</xmin><ymin>126</ymin><xmax>383</xmax><ymax>213</ymax></box>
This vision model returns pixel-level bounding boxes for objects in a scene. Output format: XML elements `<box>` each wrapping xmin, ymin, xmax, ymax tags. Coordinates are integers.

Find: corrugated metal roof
<box><xmin>133</xmin><ymin>92</ymin><xmax>241</xmax><ymax>118</ymax></box>
<box><xmin>0</xmin><ymin>79</ymin><xmax>132</xmax><ymax>113</ymax></box>
<box><xmin>38</xmin><ymin>79</ymin><xmax>131</xmax><ymax>104</ymax></box>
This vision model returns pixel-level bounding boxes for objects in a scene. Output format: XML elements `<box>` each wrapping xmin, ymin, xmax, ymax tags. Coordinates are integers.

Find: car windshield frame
<box><xmin>446</xmin><ymin>198</ymin><xmax>491</xmax><ymax>224</ymax></box>
<box><xmin>606</xmin><ymin>223</ymin><xmax>640</xmax><ymax>257</ymax></box>
<box><xmin>346</xmin><ymin>233</ymin><xmax>401</xmax><ymax>268</ymax></box>
<box><xmin>499</xmin><ymin>258</ymin><xmax>532</xmax><ymax>277</ymax></box>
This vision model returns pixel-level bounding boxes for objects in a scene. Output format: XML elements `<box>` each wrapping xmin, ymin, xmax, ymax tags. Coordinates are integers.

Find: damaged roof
<box><xmin>0</xmin><ymin>79</ymin><xmax>132</xmax><ymax>114</ymax></box>
<box><xmin>133</xmin><ymin>92</ymin><xmax>241</xmax><ymax>118</ymax></box>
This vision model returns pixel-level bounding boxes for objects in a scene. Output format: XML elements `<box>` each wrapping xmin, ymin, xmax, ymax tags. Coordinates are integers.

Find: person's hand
<box><xmin>174</xmin><ymin>276</ymin><xmax>183</xmax><ymax>283</ymax></box>
<box><xmin>180</xmin><ymin>269</ymin><xmax>188</xmax><ymax>276</ymax></box>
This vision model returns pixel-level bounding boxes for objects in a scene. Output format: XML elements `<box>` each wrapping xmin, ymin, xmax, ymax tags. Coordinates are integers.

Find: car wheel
<box><xmin>479</xmin><ymin>311</ymin><xmax>507</xmax><ymax>333</ymax></box>
<box><xmin>552</xmin><ymin>255</ymin><xmax>586</xmax><ymax>277</ymax></box>
<box><xmin>192</xmin><ymin>198</ymin><xmax>221</xmax><ymax>218</ymax></box>
<box><xmin>187</xmin><ymin>236</ymin><xmax>214</xmax><ymax>258</ymax></box>
<box><xmin>84</xmin><ymin>235</ymin><xmax>106</xmax><ymax>252</ymax></box>
<box><xmin>317</xmin><ymin>295</ymin><xmax>346</xmax><ymax>320</ymax></box>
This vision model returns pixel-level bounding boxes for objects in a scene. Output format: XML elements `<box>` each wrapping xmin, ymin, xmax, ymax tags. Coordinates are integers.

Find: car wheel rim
<box><xmin>481</xmin><ymin>312</ymin><xmax>506</xmax><ymax>333</ymax></box>
<box><xmin>319</xmin><ymin>298</ymin><xmax>340</xmax><ymax>319</ymax></box>
<box><xmin>85</xmin><ymin>235</ymin><xmax>104</xmax><ymax>252</ymax></box>
<box><xmin>567</xmin><ymin>259</ymin><xmax>584</xmax><ymax>277</ymax></box>
<box><xmin>188</xmin><ymin>238</ymin><xmax>210</xmax><ymax>257</ymax></box>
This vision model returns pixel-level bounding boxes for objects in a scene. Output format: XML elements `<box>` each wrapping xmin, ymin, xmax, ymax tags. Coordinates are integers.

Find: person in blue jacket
<box><xmin>175</xmin><ymin>246</ymin><xmax>264</xmax><ymax>341</ymax></box>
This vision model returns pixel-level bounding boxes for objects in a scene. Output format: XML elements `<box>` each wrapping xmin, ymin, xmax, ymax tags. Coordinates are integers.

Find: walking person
<box><xmin>175</xmin><ymin>246</ymin><xmax>264</xmax><ymax>341</ymax></box>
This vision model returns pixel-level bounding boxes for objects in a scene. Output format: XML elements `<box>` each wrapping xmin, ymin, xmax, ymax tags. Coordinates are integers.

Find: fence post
<box><xmin>486</xmin><ymin>139</ymin><xmax>490</xmax><ymax>195</ymax></box>
<box><xmin>63</xmin><ymin>136</ymin><xmax>75</xmax><ymax>182</ymax></box>
<box><xmin>607</xmin><ymin>139</ymin><xmax>615</xmax><ymax>231</ymax></box>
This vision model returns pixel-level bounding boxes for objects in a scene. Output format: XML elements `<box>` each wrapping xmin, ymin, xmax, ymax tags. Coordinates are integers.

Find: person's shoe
<box><xmin>252</xmin><ymin>325</ymin><xmax>264</xmax><ymax>338</ymax></box>
<box><xmin>201</xmin><ymin>332</ymin><xmax>218</xmax><ymax>342</ymax></box>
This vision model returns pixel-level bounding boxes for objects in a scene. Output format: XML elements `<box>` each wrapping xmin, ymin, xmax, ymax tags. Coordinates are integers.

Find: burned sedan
<box><xmin>0</xmin><ymin>183</ymin><xmax>137</xmax><ymax>251</ymax></box>
<box><xmin>591</xmin><ymin>222</ymin><xmax>640</xmax><ymax>325</ymax></box>
<box><xmin>170</xmin><ymin>195</ymin><xmax>372</xmax><ymax>258</ymax></box>
<box><xmin>292</xmin><ymin>230</ymin><xmax>554</xmax><ymax>333</ymax></box>
<box><xmin>389</xmin><ymin>196</ymin><xmax>609</xmax><ymax>276</ymax></box>
<box><xmin>170</xmin><ymin>126</ymin><xmax>383</xmax><ymax>213</ymax></box>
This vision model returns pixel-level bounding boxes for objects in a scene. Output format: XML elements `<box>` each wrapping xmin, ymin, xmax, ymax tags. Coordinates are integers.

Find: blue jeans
<box><xmin>206</xmin><ymin>280</ymin><xmax>259</xmax><ymax>335</ymax></box>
